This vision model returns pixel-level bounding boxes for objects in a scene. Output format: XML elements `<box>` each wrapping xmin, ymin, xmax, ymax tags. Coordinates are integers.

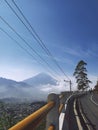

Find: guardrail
<box><xmin>9</xmin><ymin>92</ymin><xmax>71</xmax><ymax>130</ymax></box>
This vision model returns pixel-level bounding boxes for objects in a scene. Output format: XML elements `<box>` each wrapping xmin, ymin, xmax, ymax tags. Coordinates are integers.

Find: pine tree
<box><xmin>73</xmin><ymin>60</ymin><xmax>92</xmax><ymax>90</ymax></box>
<box><xmin>94</xmin><ymin>80</ymin><xmax>98</xmax><ymax>92</ymax></box>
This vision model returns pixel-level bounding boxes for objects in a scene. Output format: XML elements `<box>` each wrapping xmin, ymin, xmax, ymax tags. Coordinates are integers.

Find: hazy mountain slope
<box><xmin>23</xmin><ymin>73</ymin><xmax>58</xmax><ymax>86</ymax></box>
<box><xmin>0</xmin><ymin>77</ymin><xmax>30</xmax><ymax>88</ymax></box>
<box><xmin>0</xmin><ymin>77</ymin><xmax>32</xmax><ymax>99</ymax></box>
<box><xmin>0</xmin><ymin>73</ymin><xmax>61</xmax><ymax>101</ymax></box>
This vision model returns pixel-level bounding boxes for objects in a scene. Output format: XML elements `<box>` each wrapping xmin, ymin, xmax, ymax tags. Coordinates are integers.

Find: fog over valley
<box><xmin>0</xmin><ymin>73</ymin><xmax>68</xmax><ymax>102</ymax></box>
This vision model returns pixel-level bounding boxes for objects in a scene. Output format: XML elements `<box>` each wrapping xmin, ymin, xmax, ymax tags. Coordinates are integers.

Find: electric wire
<box><xmin>12</xmin><ymin>0</ymin><xmax>70</xmax><ymax>80</ymax></box>
<box><xmin>4</xmin><ymin>0</ymin><xmax>50</xmax><ymax>55</ymax></box>
<box><xmin>0</xmin><ymin>16</ymin><xmax>60</xmax><ymax>78</ymax></box>
<box><xmin>0</xmin><ymin>16</ymin><xmax>50</xmax><ymax>67</ymax></box>
<box><xmin>11</xmin><ymin>0</ymin><xmax>51</xmax><ymax>56</ymax></box>
<box><xmin>5</xmin><ymin>0</ymin><xmax>70</xmax><ymax>81</ymax></box>
<box><xmin>0</xmin><ymin>27</ymin><xmax>37</xmax><ymax>62</ymax></box>
<box><xmin>0</xmin><ymin>27</ymin><xmax>60</xmax><ymax>79</ymax></box>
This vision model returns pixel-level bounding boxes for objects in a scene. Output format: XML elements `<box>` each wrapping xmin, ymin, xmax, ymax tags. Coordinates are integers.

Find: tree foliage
<box><xmin>94</xmin><ymin>80</ymin><xmax>98</xmax><ymax>91</ymax></box>
<box><xmin>73</xmin><ymin>60</ymin><xmax>92</xmax><ymax>90</ymax></box>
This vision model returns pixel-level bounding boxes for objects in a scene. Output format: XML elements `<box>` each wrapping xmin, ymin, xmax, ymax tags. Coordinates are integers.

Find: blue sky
<box><xmin>0</xmin><ymin>0</ymin><xmax>98</xmax><ymax>88</ymax></box>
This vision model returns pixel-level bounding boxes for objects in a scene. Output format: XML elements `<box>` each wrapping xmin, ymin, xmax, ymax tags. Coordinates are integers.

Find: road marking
<box><xmin>59</xmin><ymin>94</ymin><xmax>73</xmax><ymax>130</ymax></box>
<box><xmin>74</xmin><ymin>99</ymin><xmax>83</xmax><ymax>130</ymax></box>
<box><xmin>65</xmin><ymin>104</ymin><xmax>67</xmax><ymax>110</ymax></box>
<box><xmin>78</xmin><ymin>100</ymin><xmax>91</xmax><ymax>130</ymax></box>
<box><xmin>65</xmin><ymin>94</ymin><xmax>73</xmax><ymax>104</ymax></box>
<box><xmin>90</xmin><ymin>94</ymin><xmax>98</xmax><ymax>106</ymax></box>
<box><xmin>64</xmin><ymin>94</ymin><xmax>74</xmax><ymax>108</ymax></box>
<box><xmin>59</xmin><ymin>113</ymin><xmax>65</xmax><ymax>130</ymax></box>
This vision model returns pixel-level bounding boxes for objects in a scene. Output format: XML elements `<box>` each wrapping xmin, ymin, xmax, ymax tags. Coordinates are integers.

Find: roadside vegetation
<box><xmin>94</xmin><ymin>80</ymin><xmax>98</xmax><ymax>93</ymax></box>
<box><xmin>0</xmin><ymin>101</ymin><xmax>46</xmax><ymax>130</ymax></box>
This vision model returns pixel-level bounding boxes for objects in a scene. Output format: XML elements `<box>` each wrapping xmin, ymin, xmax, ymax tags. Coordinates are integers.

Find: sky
<box><xmin>0</xmin><ymin>0</ymin><xmax>98</xmax><ymax>89</ymax></box>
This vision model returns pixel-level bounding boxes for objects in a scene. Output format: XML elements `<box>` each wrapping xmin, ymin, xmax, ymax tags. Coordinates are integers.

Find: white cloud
<box><xmin>0</xmin><ymin>65</ymin><xmax>39</xmax><ymax>81</ymax></box>
<box><xmin>40</xmin><ymin>79</ymin><xmax>73</xmax><ymax>94</ymax></box>
<box><xmin>88</xmin><ymin>74</ymin><xmax>97</xmax><ymax>88</ymax></box>
<box><xmin>56</xmin><ymin>74</ymin><xmax>97</xmax><ymax>91</ymax></box>
<box><xmin>65</xmin><ymin>47</ymin><xmax>81</xmax><ymax>57</ymax></box>
<box><xmin>62</xmin><ymin>46</ymin><xmax>97</xmax><ymax>58</ymax></box>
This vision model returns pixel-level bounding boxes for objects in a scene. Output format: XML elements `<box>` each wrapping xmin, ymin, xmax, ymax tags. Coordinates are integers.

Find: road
<box><xmin>61</xmin><ymin>92</ymin><xmax>98</xmax><ymax>130</ymax></box>
<box><xmin>80</xmin><ymin>92</ymin><xmax>98</xmax><ymax>130</ymax></box>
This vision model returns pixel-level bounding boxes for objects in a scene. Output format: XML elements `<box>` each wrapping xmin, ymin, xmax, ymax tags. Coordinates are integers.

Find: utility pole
<box><xmin>64</xmin><ymin>80</ymin><xmax>72</xmax><ymax>92</ymax></box>
<box><xmin>69</xmin><ymin>80</ymin><xmax>72</xmax><ymax>92</ymax></box>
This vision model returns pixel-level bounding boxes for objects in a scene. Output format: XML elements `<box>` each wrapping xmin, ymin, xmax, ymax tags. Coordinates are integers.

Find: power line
<box><xmin>0</xmin><ymin>27</ymin><xmax>37</xmax><ymax>61</ymax></box>
<box><xmin>5</xmin><ymin>0</ymin><xmax>70</xmax><ymax>80</ymax></box>
<box><xmin>12</xmin><ymin>0</ymin><xmax>70</xmax><ymax>80</ymax></box>
<box><xmin>2</xmin><ymin>0</ymin><xmax>61</xmax><ymax>77</ymax></box>
<box><xmin>12</xmin><ymin>0</ymin><xmax>51</xmax><ymax>56</ymax></box>
<box><xmin>0</xmin><ymin>16</ymin><xmax>60</xmax><ymax>78</ymax></box>
<box><xmin>0</xmin><ymin>16</ymin><xmax>48</xmax><ymax>66</ymax></box>
<box><xmin>4</xmin><ymin>0</ymin><xmax>50</xmax><ymax>55</ymax></box>
<box><xmin>0</xmin><ymin>27</ymin><xmax>60</xmax><ymax>79</ymax></box>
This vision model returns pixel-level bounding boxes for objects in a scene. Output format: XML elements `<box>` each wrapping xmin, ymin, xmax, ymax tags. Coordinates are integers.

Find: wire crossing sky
<box><xmin>0</xmin><ymin>0</ymin><xmax>98</xmax><ymax>87</ymax></box>
<box><xmin>3</xmin><ymin>0</ymin><xmax>70</xmax><ymax>80</ymax></box>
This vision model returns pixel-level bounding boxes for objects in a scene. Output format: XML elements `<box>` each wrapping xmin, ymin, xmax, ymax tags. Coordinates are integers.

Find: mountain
<box><xmin>23</xmin><ymin>73</ymin><xmax>58</xmax><ymax>87</ymax></box>
<box><xmin>0</xmin><ymin>77</ymin><xmax>17</xmax><ymax>86</ymax></box>
<box><xmin>0</xmin><ymin>73</ymin><xmax>59</xmax><ymax>101</ymax></box>
<box><xmin>0</xmin><ymin>77</ymin><xmax>32</xmax><ymax>99</ymax></box>
<box><xmin>0</xmin><ymin>77</ymin><xmax>30</xmax><ymax>88</ymax></box>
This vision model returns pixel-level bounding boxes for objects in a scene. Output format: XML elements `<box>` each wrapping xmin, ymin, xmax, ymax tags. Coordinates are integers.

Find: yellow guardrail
<box><xmin>59</xmin><ymin>103</ymin><xmax>64</xmax><ymax>113</ymax></box>
<box><xmin>48</xmin><ymin>125</ymin><xmax>55</xmax><ymax>130</ymax></box>
<box><xmin>9</xmin><ymin>101</ymin><xmax>55</xmax><ymax>130</ymax></box>
<box><xmin>59</xmin><ymin>93</ymin><xmax>64</xmax><ymax>113</ymax></box>
<box><xmin>9</xmin><ymin>93</ymin><xmax>66</xmax><ymax>130</ymax></box>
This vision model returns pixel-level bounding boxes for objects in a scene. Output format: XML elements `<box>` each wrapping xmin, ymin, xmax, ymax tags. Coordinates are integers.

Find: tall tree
<box><xmin>94</xmin><ymin>80</ymin><xmax>98</xmax><ymax>92</ymax></box>
<box><xmin>73</xmin><ymin>60</ymin><xmax>92</xmax><ymax>90</ymax></box>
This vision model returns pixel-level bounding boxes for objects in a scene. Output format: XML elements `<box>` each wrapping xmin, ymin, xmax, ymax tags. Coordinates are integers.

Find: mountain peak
<box><xmin>23</xmin><ymin>73</ymin><xmax>57</xmax><ymax>86</ymax></box>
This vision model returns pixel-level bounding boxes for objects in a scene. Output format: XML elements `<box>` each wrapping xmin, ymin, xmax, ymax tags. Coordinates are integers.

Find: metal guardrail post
<box><xmin>46</xmin><ymin>93</ymin><xmax>59</xmax><ymax>130</ymax></box>
<box><xmin>60</xmin><ymin>92</ymin><xmax>66</xmax><ymax>104</ymax></box>
<box><xmin>59</xmin><ymin>92</ymin><xmax>65</xmax><ymax>113</ymax></box>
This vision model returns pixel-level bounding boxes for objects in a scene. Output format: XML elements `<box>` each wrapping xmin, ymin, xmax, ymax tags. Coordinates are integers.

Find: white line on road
<box><xmin>59</xmin><ymin>113</ymin><xmax>65</xmax><ymax>130</ymax></box>
<box><xmin>90</xmin><ymin>94</ymin><xmax>98</xmax><ymax>106</ymax></box>
<box><xmin>59</xmin><ymin>94</ymin><xmax>73</xmax><ymax>130</ymax></box>
<box><xmin>78</xmin><ymin>100</ymin><xmax>91</xmax><ymax>130</ymax></box>
<box><xmin>74</xmin><ymin>99</ymin><xmax>83</xmax><ymax>130</ymax></box>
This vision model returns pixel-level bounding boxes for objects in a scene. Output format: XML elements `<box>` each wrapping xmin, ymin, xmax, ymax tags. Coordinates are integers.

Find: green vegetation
<box><xmin>0</xmin><ymin>101</ymin><xmax>46</xmax><ymax>130</ymax></box>
<box><xmin>94</xmin><ymin>80</ymin><xmax>98</xmax><ymax>93</ymax></box>
<box><xmin>73</xmin><ymin>60</ymin><xmax>92</xmax><ymax>90</ymax></box>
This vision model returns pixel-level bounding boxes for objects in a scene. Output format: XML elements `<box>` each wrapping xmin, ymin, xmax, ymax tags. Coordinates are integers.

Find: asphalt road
<box><xmin>92</xmin><ymin>93</ymin><xmax>98</xmax><ymax>104</ymax></box>
<box><xmin>80</xmin><ymin>92</ymin><xmax>98</xmax><ymax>130</ymax></box>
<box><xmin>61</xmin><ymin>92</ymin><xmax>98</xmax><ymax>130</ymax></box>
<box><xmin>62</xmin><ymin>95</ymin><xmax>79</xmax><ymax>130</ymax></box>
